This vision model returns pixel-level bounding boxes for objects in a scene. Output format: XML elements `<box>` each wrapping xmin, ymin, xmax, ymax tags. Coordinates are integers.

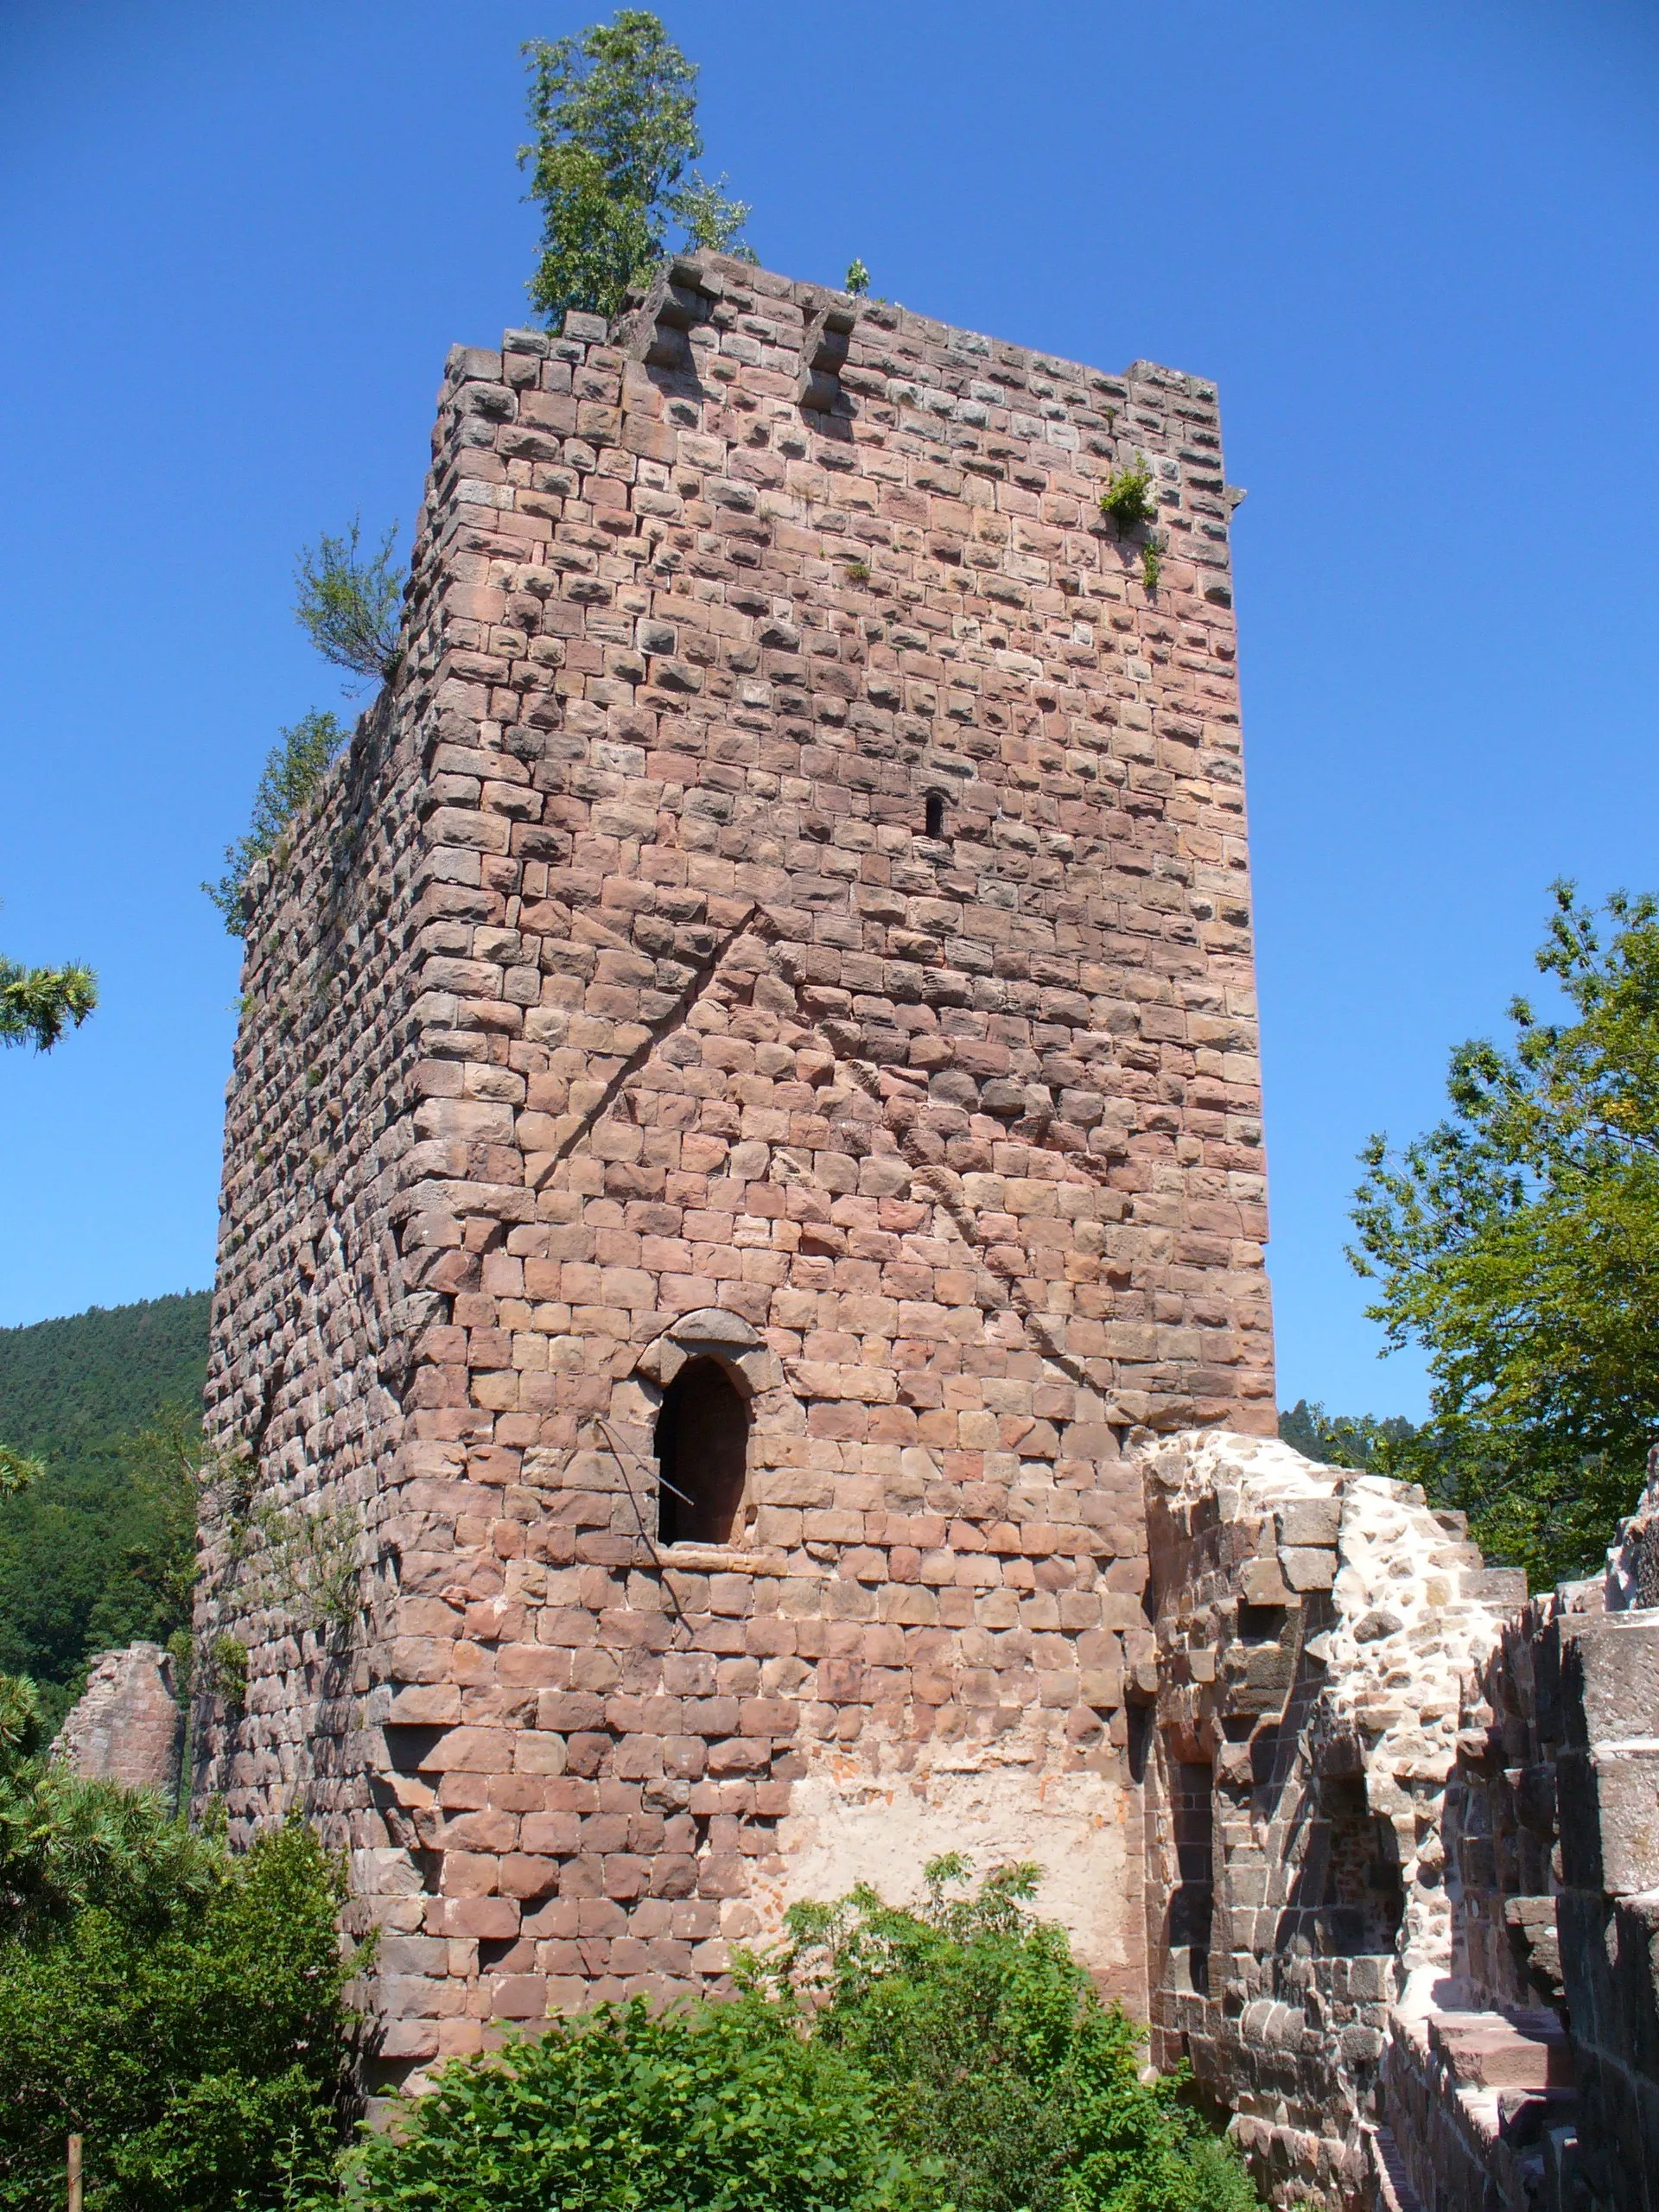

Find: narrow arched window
<box><xmin>925</xmin><ymin>791</ymin><xmax>946</xmax><ymax>840</ymax></box>
<box><xmin>656</xmin><ymin>1357</ymin><xmax>748</xmax><ymax>1546</ymax></box>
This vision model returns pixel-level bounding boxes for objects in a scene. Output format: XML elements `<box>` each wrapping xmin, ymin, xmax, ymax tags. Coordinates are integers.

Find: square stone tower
<box><xmin>195</xmin><ymin>254</ymin><xmax>1274</xmax><ymax>2070</ymax></box>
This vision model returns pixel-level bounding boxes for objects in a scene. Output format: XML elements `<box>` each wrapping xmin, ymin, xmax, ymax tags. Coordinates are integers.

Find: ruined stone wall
<box><xmin>1142</xmin><ymin>1429</ymin><xmax>1659</xmax><ymax>2212</ymax></box>
<box><xmin>1139</xmin><ymin>1430</ymin><xmax>1519</xmax><ymax>2208</ymax></box>
<box><xmin>1378</xmin><ymin>1474</ymin><xmax>1659</xmax><ymax>2212</ymax></box>
<box><xmin>53</xmin><ymin>1643</ymin><xmax>182</xmax><ymax>1797</ymax></box>
<box><xmin>201</xmin><ymin>251</ymin><xmax>1273</xmax><ymax>2071</ymax></box>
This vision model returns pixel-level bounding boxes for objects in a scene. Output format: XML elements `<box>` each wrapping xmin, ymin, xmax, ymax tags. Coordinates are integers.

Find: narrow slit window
<box><xmin>1169</xmin><ymin>1758</ymin><xmax>1215</xmax><ymax>1997</ymax></box>
<box><xmin>925</xmin><ymin>792</ymin><xmax>946</xmax><ymax>839</ymax></box>
<box><xmin>656</xmin><ymin>1357</ymin><xmax>748</xmax><ymax>1547</ymax></box>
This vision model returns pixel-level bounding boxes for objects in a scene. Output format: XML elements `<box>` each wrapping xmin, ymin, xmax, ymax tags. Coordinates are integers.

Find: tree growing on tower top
<box><xmin>519</xmin><ymin>10</ymin><xmax>755</xmax><ymax>329</ymax></box>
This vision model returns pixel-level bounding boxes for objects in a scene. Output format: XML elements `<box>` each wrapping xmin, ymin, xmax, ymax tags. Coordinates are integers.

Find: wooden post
<box><xmin>67</xmin><ymin>2133</ymin><xmax>82</xmax><ymax>2212</ymax></box>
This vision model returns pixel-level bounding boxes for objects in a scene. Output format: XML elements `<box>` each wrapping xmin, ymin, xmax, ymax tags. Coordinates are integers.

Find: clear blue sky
<box><xmin>3</xmin><ymin>1</ymin><xmax>1657</xmax><ymax>1421</ymax></box>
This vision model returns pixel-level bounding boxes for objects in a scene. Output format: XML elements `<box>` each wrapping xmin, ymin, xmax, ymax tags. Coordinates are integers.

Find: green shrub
<box><xmin>1098</xmin><ymin>461</ymin><xmax>1159</xmax><ymax>532</ymax></box>
<box><xmin>779</xmin><ymin>1859</ymin><xmax>1260</xmax><ymax>2212</ymax></box>
<box><xmin>204</xmin><ymin>709</ymin><xmax>346</xmax><ymax>933</ymax></box>
<box><xmin>353</xmin><ymin>1862</ymin><xmax>1259</xmax><ymax>2212</ymax></box>
<box><xmin>0</xmin><ymin>1681</ymin><xmax>360</xmax><ymax>2211</ymax></box>
<box><xmin>347</xmin><ymin>1990</ymin><xmax>922</xmax><ymax>2212</ymax></box>
<box><xmin>0</xmin><ymin>1675</ymin><xmax>218</xmax><ymax>1943</ymax></box>
<box><xmin>294</xmin><ymin>518</ymin><xmax>404</xmax><ymax>683</ymax></box>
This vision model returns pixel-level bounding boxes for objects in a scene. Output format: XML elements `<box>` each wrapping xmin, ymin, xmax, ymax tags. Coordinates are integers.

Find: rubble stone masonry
<box><xmin>194</xmin><ymin>255</ymin><xmax>1273</xmax><ymax>2075</ymax></box>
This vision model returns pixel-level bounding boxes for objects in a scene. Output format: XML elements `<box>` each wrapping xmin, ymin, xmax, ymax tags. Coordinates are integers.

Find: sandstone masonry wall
<box><xmin>1139</xmin><ymin>1431</ymin><xmax>1519</xmax><ymax>2207</ymax></box>
<box><xmin>193</xmin><ymin>427</ymin><xmax>466</xmax><ymax>1882</ymax></box>
<box><xmin>200</xmin><ymin>253</ymin><xmax>1273</xmax><ymax>2075</ymax></box>
<box><xmin>1378</xmin><ymin>1467</ymin><xmax>1659</xmax><ymax>2212</ymax></box>
<box><xmin>1142</xmin><ymin>1430</ymin><xmax>1659</xmax><ymax>2212</ymax></box>
<box><xmin>53</xmin><ymin>1643</ymin><xmax>182</xmax><ymax>1797</ymax></box>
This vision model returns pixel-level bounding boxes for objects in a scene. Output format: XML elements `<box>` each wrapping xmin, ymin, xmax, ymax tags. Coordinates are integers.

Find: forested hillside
<box><xmin>0</xmin><ymin>1293</ymin><xmax>210</xmax><ymax>1726</ymax></box>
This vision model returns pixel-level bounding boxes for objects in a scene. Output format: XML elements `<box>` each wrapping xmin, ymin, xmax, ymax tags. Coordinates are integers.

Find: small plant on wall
<box><xmin>206</xmin><ymin>1632</ymin><xmax>248</xmax><ymax>1711</ymax></box>
<box><xmin>251</xmin><ymin>1499</ymin><xmax>363</xmax><ymax>1637</ymax></box>
<box><xmin>1141</xmin><ymin>537</ymin><xmax>1164</xmax><ymax>594</ymax></box>
<box><xmin>1099</xmin><ymin>456</ymin><xmax>1159</xmax><ymax>531</ymax></box>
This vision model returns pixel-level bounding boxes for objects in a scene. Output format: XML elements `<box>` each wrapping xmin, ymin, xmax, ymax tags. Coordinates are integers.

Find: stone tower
<box><xmin>196</xmin><ymin>253</ymin><xmax>1274</xmax><ymax>2074</ymax></box>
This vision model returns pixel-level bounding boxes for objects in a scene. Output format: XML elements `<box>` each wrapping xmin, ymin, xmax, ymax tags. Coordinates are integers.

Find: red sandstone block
<box><xmin>420</xmin><ymin>1726</ymin><xmax>513</xmax><ymax>1773</ymax></box>
<box><xmin>491</xmin><ymin>1974</ymin><xmax>548</xmax><ymax>2018</ymax></box>
<box><xmin>440</xmin><ymin>1853</ymin><xmax>499</xmax><ymax>1897</ymax></box>
<box><xmin>446</xmin><ymin>1810</ymin><xmax>519</xmax><ymax>1853</ymax></box>
<box><xmin>499</xmin><ymin>1853</ymin><xmax>560</xmax><ymax>1900</ymax></box>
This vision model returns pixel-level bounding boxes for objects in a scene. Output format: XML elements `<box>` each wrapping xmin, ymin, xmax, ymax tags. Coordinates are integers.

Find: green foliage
<box><xmin>519</xmin><ymin>11</ymin><xmax>755</xmax><ymax>327</ymax></box>
<box><xmin>347</xmin><ymin>1990</ymin><xmax>918</xmax><ymax>2212</ymax></box>
<box><xmin>295</xmin><ymin>518</ymin><xmax>405</xmax><ymax>684</ymax></box>
<box><xmin>777</xmin><ymin>1859</ymin><xmax>1259</xmax><ymax>2212</ymax></box>
<box><xmin>0</xmin><ymin>954</ymin><xmax>96</xmax><ymax>1052</ymax></box>
<box><xmin>204</xmin><ymin>709</ymin><xmax>347</xmax><ymax>934</ymax></box>
<box><xmin>0</xmin><ymin>1745</ymin><xmax>359</xmax><ymax>2212</ymax></box>
<box><xmin>1141</xmin><ymin>539</ymin><xmax>1161</xmax><ymax>594</ymax></box>
<box><xmin>1277</xmin><ymin>1400</ymin><xmax>1416</xmax><ymax>1472</ymax></box>
<box><xmin>0</xmin><ymin>1675</ymin><xmax>214</xmax><ymax>1944</ymax></box>
<box><xmin>1098</xmin><ymin>460</ymin><xmax>1158</xmax><ymax>533</ymax></box>
<box><xmin>248</xmin><ymin>1500</ymin><xmax>361</xmax><ymax>1636</ymax></box>
<box><xmin>335</xmin><ymin>1863</ymin><xmax>1256</xmax><ymax>2212</ymax></box>
<box><xmin>206</xmin><ymin>1634</ymin><xmax>248</xmax><ymax>1711</ymax></box>
<box><xmin>846</xmin><ymin>257</ymin><xmax>871</xmax><ymax>296</ymax></box>
<box><xmin>1351</xmin><ymin>883</ymin><xmax>1659</xmax><ymax>1585</ymax></box>
<box><xmin>0</xmin><ymin>1448</ymin><xmax>41</xmax><ymax>1496</ymax></box>
<box><xmin>0</xmin><ymin>1294</ymin><xmax>210</xmax><ymax>1730</ymax></box>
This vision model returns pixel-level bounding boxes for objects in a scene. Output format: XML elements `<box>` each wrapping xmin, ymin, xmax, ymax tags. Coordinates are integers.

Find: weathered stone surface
<box><xmin>1559</xmin><ymin>1746</ymin><xmax>1659</xmax><ymax>1896</ymax></box>
<box><xmin>1377</xmin><ymin>1447</ymin><xmax>1659</xmax><ymax>2212</ymax></box>
<box><xmin>193</xmin><ymin>254</ymin><xmax>1659</xmax><ymax>2212</ymax></box>
<box><xmin>1141</xmin><ymin>1431</ymin><xmax>1521</xmax><ymax>2206</ymax></box>
<box><xmin>54</xmin><ymin>1643</ymin><xmax>181</xmax><ymax>1796</ymax></box>
<box><xmin>1559</xmin><ymin>1615</ymin><xmax>1659</xmax><ymax>1749</ymax></box>
<box><xmin>194</xmin><ymin>257</ymin><xmax>1272</xmax><ymax>2078</ymax></box>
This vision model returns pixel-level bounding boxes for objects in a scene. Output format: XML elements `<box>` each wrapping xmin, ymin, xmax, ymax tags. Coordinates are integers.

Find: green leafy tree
<box><xmin>346</xmin><ymin>1989</ymin><xmax>920</xmax><ymax>2212</ymax></box>
<box><xmin>777</xmin><ymin>1859</ymin><xmax>1258</xmax><ymax>2212</ymax></box>
<box><xmin>294</xmin><ymin>518</ymin><xmax>404</xmax><ymax>683</ymax></box>
<box><xmin>0</xmin><ymin>1712</ymin><xmax>360</xmax><ymax>2212</ymax></box>
<box><xmin>0</xmin><ymin>1674</ymin><xmax>213</xmax><ymax>1943</ymax></box>
<box><xmin>346</xmin><ymin>1862</ymin><xmax>1255</xmax><ymax>2212</ymax></box>
<box><xmin>0</xmin><ymin>951</ymin><xmax>95</xmax><ymax>1052</ymax></box>
<box><xmin>1351</xmin><ymin>883</ymin><xmax>1659</xmax><ymax>1586</ymax></box>
<box><xmin>520</xmin><ymin>10</ymin><xmax>755</xmax><ymax>327</ymax></box>
<box><xmin>0</xmin><ymin>1294</ymin><xmax>211</xmax><ymax>1729</ymax></box>
<box><xmin>204</xmin><ymin>710</ymin><xmax>346</xmax><ymax>933</ymax></box>
<box><xmin>1277</xmin><ymin>1400</ymin><xmax>1415</xmax><ymax>1472</ymax></box>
